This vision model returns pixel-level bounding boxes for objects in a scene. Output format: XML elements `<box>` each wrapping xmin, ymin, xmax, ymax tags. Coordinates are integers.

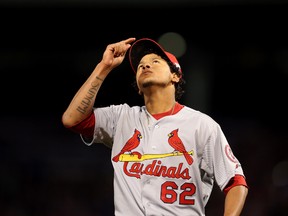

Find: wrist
<box><xmin>92</xmin><ymin>62</ymin><xmax>111</xmax><ymax>81</ymax></box>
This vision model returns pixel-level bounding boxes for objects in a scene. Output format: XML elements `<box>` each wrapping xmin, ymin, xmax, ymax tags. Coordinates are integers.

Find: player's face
<box><xmin>136</xmin><ymin>53</ymin><xmax>174</xmax><ymax>90</ymax></box>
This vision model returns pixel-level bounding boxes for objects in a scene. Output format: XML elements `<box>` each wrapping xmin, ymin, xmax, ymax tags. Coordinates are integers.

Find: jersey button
<box><xmin>155</xmin><ymin>124</ymin><xmax>159</xmax><ymax>128</ymax></box>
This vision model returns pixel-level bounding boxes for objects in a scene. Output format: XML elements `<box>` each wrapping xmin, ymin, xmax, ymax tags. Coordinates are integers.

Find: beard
<box><xmin>141</xmin><ymin>79</ymin><xmax>169</xmax><ymax>89</ymax></box>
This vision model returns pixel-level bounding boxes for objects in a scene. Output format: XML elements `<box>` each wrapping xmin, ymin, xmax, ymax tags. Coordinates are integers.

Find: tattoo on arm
<box><xmin>76</xmin><ymin>82</ymin><xmax>100</xmax><ymax>114</ymax></box>
<box><xmin>96</xmin><ymin>76</ymin><xmax>104</xmax><ymax>82</ymax></box>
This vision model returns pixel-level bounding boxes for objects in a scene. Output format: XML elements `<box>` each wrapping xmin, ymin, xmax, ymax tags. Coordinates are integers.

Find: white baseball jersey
<box><xmin>81</xmin><ymin>103</ymin><xmax>245</xmax><ymax>216</ymax></box>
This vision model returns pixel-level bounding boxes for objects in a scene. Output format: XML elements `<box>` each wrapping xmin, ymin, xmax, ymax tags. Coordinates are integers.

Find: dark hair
<box><xmin>132</xmin><ymin>53</ymin><xmax>185</xmax><ymax>100</ymax></box>
<box><xmin>167</xmin><ymin>60</ymin><xmax>185</xmax><ymax>100</ymax></box>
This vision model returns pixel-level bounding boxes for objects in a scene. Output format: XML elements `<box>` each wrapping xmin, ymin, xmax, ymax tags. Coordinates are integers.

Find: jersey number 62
<box><xmin>161</xmin><ymin>181</ymin><xmax>196</xmax><ymax>205</ymax></box>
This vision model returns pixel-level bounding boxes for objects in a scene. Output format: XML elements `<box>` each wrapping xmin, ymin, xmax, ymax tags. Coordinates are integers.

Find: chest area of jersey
<box><xmin>112</xmin><ymin>121</ymin><xmax>196</xmax><ymax>179</ymax></box>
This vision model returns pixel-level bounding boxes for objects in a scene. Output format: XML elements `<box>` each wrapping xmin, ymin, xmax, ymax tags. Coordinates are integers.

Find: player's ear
<box><xmin>171</xmin><ymin>72</ymin><xmax>180</xmax><ymax>83</ymax></box>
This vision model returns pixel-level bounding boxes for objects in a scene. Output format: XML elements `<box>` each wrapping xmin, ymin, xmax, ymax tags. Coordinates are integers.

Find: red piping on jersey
<box><xmin>152</xmin><ymin>102</ymin><xmax>184</xmax><ymax>120</ymax></box>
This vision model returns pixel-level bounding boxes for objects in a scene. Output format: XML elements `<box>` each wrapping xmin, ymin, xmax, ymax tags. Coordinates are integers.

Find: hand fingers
<box><xmin>113</xmin><ymin>37</ymin><xmax>136</xmax><ymax>57</ymax></box>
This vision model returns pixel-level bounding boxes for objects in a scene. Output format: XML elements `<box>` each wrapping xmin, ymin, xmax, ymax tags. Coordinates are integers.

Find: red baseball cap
<box><xmin>129</xmin><ymin>38</ymin><xmax>182</xmax><ymax>74</ymax></box>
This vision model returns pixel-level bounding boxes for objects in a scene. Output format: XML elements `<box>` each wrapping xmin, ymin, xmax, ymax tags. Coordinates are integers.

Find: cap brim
<box><xmin>129</xmin><ymin>38</ymin><xmax>168</xmax><ymax>74</ymax></box>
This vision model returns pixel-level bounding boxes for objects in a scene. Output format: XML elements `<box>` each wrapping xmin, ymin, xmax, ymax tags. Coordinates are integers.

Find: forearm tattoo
<box><xmin>76</xmin><ymin>81</ymin><xmax>100</xmax><ymax>114</ymax></box>
<box><xmin>96</xmin><ymin>76</ymin><xmax>104</xmax><ymax>82</ymax></box>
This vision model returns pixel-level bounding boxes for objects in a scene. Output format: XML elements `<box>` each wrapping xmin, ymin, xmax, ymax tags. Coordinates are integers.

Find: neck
<box><xmin>144</xmin><ymin>95</ymin><xmax>176</xmax><ymax>115</ymax></box>
<box><xmin>141</xmin><ymin>82</ymin><xmax>176</xmax><ymax>114</ymax></box>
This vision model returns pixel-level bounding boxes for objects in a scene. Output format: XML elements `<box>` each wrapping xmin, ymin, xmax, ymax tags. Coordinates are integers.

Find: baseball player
<box><xmin>62</xmin><ymin>37</ymin><xmax>248</xmax><ymax>215</ymax></box>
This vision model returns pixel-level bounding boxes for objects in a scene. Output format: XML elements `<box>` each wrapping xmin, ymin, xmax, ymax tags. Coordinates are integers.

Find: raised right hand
<box><xmin>101</xmin><ymin>37</ymin><xmax>136</xmax><ymax>71</ymax></box>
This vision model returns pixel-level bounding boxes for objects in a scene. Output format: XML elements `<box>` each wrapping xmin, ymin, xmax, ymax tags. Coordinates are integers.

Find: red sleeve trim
<box><xmin>68</xmin><ymin>112</ymin><xmax>95</xmax><ymax>137</ymax></box>
<box><xmin>223</xmin><ymin>175</ymin><xmax>248</xmax><ymax>195</ymax></box>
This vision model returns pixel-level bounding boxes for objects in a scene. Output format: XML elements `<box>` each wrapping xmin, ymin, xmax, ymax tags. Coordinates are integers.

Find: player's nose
<box><xmin>142</xmin><ymin>63</ymin><xmax>151</xmax><ymax>70</ymax></box>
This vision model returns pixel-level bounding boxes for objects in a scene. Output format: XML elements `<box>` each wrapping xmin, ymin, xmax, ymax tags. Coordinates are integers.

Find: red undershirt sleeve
<box><xmin>223</xmin><ymin>174</ymin><xmax>249</xmax><ymax>195</ymax></box>
<box><xmin>67</xmin><ymin>112</ymin><xmax>95</xmax><ymax>137</ymax></box>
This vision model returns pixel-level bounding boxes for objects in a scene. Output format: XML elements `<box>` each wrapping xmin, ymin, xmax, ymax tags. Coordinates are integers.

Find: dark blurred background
<box><xmin>1</xmin><ymin>0</ymin><xmax>288</xmax><ymax>215</ymax></box>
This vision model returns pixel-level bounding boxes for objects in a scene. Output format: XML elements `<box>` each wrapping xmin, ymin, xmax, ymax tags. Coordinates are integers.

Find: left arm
<box><xmin>223</xmin><ymin>185</ymin><xmax>248</xmax><ymax>216</ymax></box>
